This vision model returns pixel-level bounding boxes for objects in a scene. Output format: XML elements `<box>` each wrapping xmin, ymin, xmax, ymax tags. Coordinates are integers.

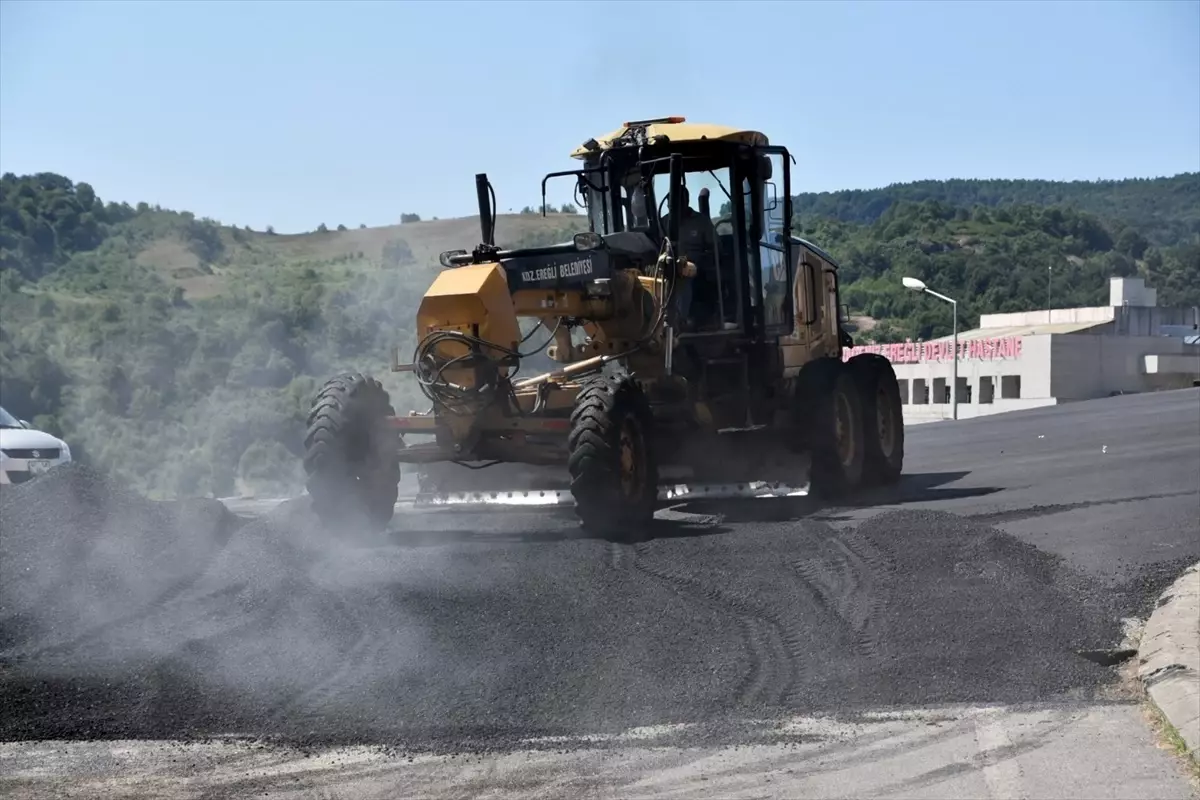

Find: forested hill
<box><xmin>793</xmin><ymin>198</ymin><xmax>1198</xmax><ymax>344</ymax></box>
<box><xmin>0</xmin><ymin>170</ymin><xmax>1197</xmax><ymax>500</ymax></box>
<box><xmin>795</xmin><ymin>173</ymin><xmax>1200</xmax><ymax>248</ymax></box>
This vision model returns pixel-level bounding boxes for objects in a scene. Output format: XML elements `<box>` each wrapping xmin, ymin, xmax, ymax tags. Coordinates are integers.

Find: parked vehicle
<box><xmin>0</xmin><ymin>406</ymin><xmax>72</xmax><ymax>485</ymax></box>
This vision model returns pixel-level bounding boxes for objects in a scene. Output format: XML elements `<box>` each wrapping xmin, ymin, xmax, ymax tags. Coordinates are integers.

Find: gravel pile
<box><xmin>0</xmin><ymin>463</ymin><xmax>241</xmax><ymax>657</ymax></box>
<box><xmin>0</xmin><ymin>465</ymin><xmax>398</xmax><ymax>743</ymax></box>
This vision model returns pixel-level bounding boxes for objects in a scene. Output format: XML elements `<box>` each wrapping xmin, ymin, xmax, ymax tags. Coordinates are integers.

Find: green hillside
<box><xmin>1</xmin><ymin>170</ymin><xmax>1197</xmax><ymax>498</ymax></box>
<box><xmin>794</xmin><ymin>173</ymin><xmax>1200</xmax><ymax>247</ymax></box>
<box><xmin>0</xmin><ymin>172</ymin><xmax>582</xmax><ymax>498</ymax></box>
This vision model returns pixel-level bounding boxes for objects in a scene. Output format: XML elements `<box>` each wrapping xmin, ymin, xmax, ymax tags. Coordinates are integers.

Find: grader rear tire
<box><xmin>303</xmin><ymin>372</ymin><xmax>400</xmax><ymax>532</ymax></box>
<box><xmin>567</xmin><ymin>375</ymin><xmax>658</xmax><ymax>536</ymax></box>
<box><xmin>848</xmin><ymin>353</ymin><xmax>905</xmax><ymax>487</ymax></box>
<box><xmin>802</xmin><ymin>361</ymin><xmax>866</xmax><ymax>500</ymax></box>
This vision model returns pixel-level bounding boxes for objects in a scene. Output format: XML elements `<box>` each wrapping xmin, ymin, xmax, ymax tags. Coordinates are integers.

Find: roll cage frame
<box><xmin>551</xmin><ymin>140</ymin><xmax>798</xmax><ymax>341</ymax></box>
<box><xmin>453</xmin><ymin>138</ymin><xmax>801</xmax><ymax>343</ymax></box>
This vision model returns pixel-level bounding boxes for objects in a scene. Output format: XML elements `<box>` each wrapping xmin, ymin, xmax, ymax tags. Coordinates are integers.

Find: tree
<box><xmin>183</xmin><ymin>218</ymin><xmax>224</xmax><ymax>262</ymax></box>
<box><xmin>76</xmin><ymin>182</ymin><xmax>96</xmax><ymax>210</ymax></box>
<box><xmin>1115</xmin><ymin>227</ymin><xmax>1149</xmax><ymax>260</ymax></box>
<box><xmin>381</xmin><ymin>238</ymin><xmax>414</xmax><ymax>268</ymax></box>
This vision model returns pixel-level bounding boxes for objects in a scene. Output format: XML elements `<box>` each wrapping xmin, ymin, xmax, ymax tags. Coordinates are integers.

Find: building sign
<box><xmin>842</xmin><ymin>335</ymin><xmax>1024</xmax><ymax>364</ymax></box>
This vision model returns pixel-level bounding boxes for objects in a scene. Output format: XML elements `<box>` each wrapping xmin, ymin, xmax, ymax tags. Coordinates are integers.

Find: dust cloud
<box><xmin>0</xmin><ymin>462</ymin><xmax>483</xmax><ymax>745</ymax></box>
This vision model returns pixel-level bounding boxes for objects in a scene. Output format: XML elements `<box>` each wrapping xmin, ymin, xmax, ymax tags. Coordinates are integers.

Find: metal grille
<box><xmin>1</xmin><ymin>449</ymin><xmax>61</xmax><ymax>460</ymax></box>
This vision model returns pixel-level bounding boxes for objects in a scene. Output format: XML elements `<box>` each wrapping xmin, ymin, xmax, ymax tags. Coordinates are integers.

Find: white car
<box><xmin>0</xmin><ymin>406</ymin><xmax>72</xmax><ymax>485</ymax></box>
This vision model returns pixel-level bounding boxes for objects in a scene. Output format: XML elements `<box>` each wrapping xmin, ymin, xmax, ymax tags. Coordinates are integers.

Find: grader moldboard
<box><xmin>302</xmin><ymin>117</ymin><xmax>904</xmax><ymax>536</ymax></box>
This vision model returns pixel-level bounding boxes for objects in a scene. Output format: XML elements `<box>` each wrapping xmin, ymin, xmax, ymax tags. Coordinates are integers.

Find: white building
<box><xmin>842</xmin><ymin>277</ymin><xmax>1200</xmax><ymax>425</ymax></box>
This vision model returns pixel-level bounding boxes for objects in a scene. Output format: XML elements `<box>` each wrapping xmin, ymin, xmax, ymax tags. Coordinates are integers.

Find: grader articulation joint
<box><xmin>302</xmin><ymin>117</ymin><xmax>904</xmax><ymax>536</ymax></box>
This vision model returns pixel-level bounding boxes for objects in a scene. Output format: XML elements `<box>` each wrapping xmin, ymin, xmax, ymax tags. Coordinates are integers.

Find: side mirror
<box><xmin>19</xmin><ymin>420</ymin><xmax>30</xmax><ymax>429</ymax></box>
<box><xmin>764</xmin><ymin>181</ymin><xmax>783</xmax><ymax>236</ymax></box>
<box><xmin>573</xmin><ymin>232</ymin><xmax>604</xmax><ymax>251</ymax></box>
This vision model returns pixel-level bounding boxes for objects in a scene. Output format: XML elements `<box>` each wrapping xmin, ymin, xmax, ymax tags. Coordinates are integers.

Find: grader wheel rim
<box><xmin>619</xmin><ymin>417</ymin><xmax>643</xmax><ymax>499</ymax></box>
<box><xmin>835</xmin><ymin>390</ymin><xmax>855</xmax><ymax>468</ymax></box>
<box><xmin>876</xmin><ymin>384</ymin><xmax>896</xmax><ymax>457</ymax></box>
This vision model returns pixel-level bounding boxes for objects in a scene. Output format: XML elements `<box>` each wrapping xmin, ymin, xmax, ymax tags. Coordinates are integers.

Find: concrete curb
<box><xmin>1138</xmin><ymin>561</ymin><xmax>1200</xmax><ymax>761</ymax></box>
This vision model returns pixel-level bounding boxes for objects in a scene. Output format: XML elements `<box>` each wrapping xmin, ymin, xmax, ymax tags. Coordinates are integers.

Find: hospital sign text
<box><xmin>841</xmin><ymin>335</ymin><xmax>1024</xmax><ymax>364</ymax></box>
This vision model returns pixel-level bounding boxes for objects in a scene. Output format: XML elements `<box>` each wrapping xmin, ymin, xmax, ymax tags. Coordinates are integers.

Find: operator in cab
<box><xmin>660</xmin><ymin>184</ymin><xmax>718</xmax><ymax>331</ymax></box>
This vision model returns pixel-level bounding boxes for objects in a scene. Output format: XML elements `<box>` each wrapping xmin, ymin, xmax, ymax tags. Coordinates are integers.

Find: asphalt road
<box><xmin>1</xmin><ymin>388</ymin><xmax>1198</xmax><ymax>798</ymax></box>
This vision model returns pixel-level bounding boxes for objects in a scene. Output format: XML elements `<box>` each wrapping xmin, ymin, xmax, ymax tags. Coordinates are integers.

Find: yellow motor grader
<box><xmin>302</xmin><ymin>117</ymin><xmax>904</xmax><ymax>535</ymax></box>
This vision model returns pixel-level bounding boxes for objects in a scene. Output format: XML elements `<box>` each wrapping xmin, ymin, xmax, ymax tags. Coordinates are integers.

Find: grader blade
<box><xmin>414</xmin><ymin>488</ymin><xmax>573</xmax><ymax>508</ymax></box>
<box><xmin>413</xmin><ymin>479</ymin><xmax>809</xmax><ymax>510</ymax></box>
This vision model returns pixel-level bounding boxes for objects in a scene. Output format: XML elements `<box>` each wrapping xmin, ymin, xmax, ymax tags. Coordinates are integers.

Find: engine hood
<box><xmin>498</xmin><ymin>231</ymin><xmax>659</xmax><ymax>291</ymax></box>
<box><xmin>0</xmin><ymin>427</ymin><xmax>67</xmax><ymax>452</ymax></box>
<box><xmin>500</xmin><ymin>248</ymin><xmax>612</xmax><ymax>291</ymax></box>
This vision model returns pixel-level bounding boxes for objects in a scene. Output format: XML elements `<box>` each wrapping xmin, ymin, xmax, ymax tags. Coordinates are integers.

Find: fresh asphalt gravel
<box><xmin>1</xmin><ymin>388</ymin><xmax>1198</xmax><ymax>756</ymax></box>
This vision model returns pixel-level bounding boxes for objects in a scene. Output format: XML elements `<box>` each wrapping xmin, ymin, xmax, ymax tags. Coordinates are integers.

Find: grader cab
<box><xmin>302</xmin><ymin>117</ymin><xmax>904</xmax><ymax>535</ymax></box>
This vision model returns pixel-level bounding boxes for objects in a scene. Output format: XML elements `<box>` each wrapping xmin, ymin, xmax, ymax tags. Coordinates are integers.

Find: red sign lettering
<box><xmin>841</xmin><ymin>336</ymin><xmax>1023</xmax><ymax>364</ymax></box>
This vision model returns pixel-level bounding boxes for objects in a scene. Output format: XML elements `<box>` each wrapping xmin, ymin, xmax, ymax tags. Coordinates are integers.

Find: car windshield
<box><xmin>0</xmin><ymin>407</ymin><xmax>22</xmax><ymax>428</ymax></box>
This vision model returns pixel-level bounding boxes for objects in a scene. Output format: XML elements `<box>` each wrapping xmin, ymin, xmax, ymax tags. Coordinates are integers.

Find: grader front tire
<box><xmin>567</xmin><ymin>375</ymin><xmax>658</xmax><ymax>536</ymax></box>
<box><xmin>303</xmin><ymin>372</ymin><xmax>401</xmax><ymax>532</ymax></box>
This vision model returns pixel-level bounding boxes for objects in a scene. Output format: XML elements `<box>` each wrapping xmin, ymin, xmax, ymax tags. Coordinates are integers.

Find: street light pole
<box><xmin>902</xmin><ymin>277</ymin><xmax>959</xmax><ymax>421</ymax></box>
<box><xmin>951</xmin><ymin>296</ymin><xmax>958</xmax><ymax>421</ymax></box>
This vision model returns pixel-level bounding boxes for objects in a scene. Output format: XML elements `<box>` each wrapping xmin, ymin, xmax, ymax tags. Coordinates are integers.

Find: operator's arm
<box><xmin>702</xmin><ymin>213</ymin><xmax>717</xmax><ymax>252</ymax></box>
<box><xmin>696</xmin><ymin>213</ymin><xmax>717</xmax><ymax>277</ymax></box>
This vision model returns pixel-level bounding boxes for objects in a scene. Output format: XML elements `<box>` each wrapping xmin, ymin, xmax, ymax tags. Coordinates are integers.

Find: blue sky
<box><xmin>1</xmin><ymin>0</ymin><xmax>1197</xmax><ymax>233</ymax></box>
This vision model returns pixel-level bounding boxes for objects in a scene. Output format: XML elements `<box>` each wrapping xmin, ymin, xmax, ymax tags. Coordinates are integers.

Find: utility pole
<box><xmin>951</xmin><ymin>297</ymin><xmax>958</xmax><ymax>421</ymax></box>
<box><xmin>1048</xmin><ymin>264</ymin><xmax>1052</xmax><ymax>320</ymax></box>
